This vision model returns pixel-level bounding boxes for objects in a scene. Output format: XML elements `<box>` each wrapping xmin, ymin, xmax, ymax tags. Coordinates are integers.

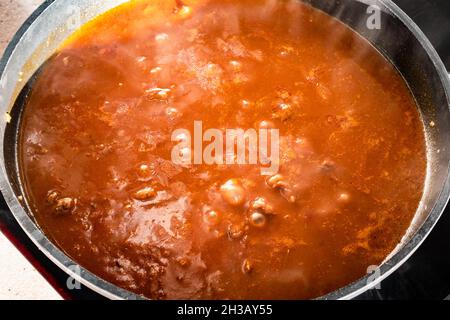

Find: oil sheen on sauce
<box><xmin>19</xmin><ymin>0</ymin><xmax>426</xmax><ymax>299</ymax></box>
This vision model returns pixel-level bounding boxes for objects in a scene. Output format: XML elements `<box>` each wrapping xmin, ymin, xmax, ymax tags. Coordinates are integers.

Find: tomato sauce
<box><xmin>19</xmin><ymin>0</ymin><xmax>426</xmax><ymax>299</ymax></box>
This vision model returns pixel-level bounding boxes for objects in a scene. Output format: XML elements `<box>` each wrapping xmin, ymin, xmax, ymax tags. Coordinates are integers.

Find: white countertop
<box><xmin>0</xmin><ymin>0</ymin><xmax>62</xmax><ymax>300</ymax></box>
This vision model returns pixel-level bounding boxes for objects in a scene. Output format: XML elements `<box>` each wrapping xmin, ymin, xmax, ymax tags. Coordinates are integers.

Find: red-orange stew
<box><xmin>19</xmin><ymin>0</ymin><xmax>426</xmax><ymax>299</ymax></box>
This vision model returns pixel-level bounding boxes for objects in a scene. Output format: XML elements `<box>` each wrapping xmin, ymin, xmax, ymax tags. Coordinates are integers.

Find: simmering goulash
<box><xmin>19</xmin><ymin>0</ymin><xmax>426</xmax><ymax>299</ymax></box>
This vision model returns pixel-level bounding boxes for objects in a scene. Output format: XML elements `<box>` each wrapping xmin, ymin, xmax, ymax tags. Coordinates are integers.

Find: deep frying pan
<box><xmin>0</xmin><ymin>0</ymin><xmax>449</xmax><ymax>299</ymax></box>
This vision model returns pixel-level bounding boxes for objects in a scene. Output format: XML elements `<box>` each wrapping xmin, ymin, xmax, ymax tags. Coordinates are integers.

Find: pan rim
<box><xmin>0</xmin><ymin>0</ymin><xmax>449</xmax><ymax>300</ymax></box>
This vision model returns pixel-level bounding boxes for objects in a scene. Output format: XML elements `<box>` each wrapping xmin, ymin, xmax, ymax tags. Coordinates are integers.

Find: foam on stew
<box><xmin>19</xmin><ymin>0</ymin><xmax>426</xmax><ymax>299</ymax></box>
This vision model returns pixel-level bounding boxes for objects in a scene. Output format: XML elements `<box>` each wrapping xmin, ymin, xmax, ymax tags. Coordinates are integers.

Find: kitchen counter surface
<box><xmin>0</xmin><ymin>0</ymin><xmax>61</xmax><ymax>300</ymax></box>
